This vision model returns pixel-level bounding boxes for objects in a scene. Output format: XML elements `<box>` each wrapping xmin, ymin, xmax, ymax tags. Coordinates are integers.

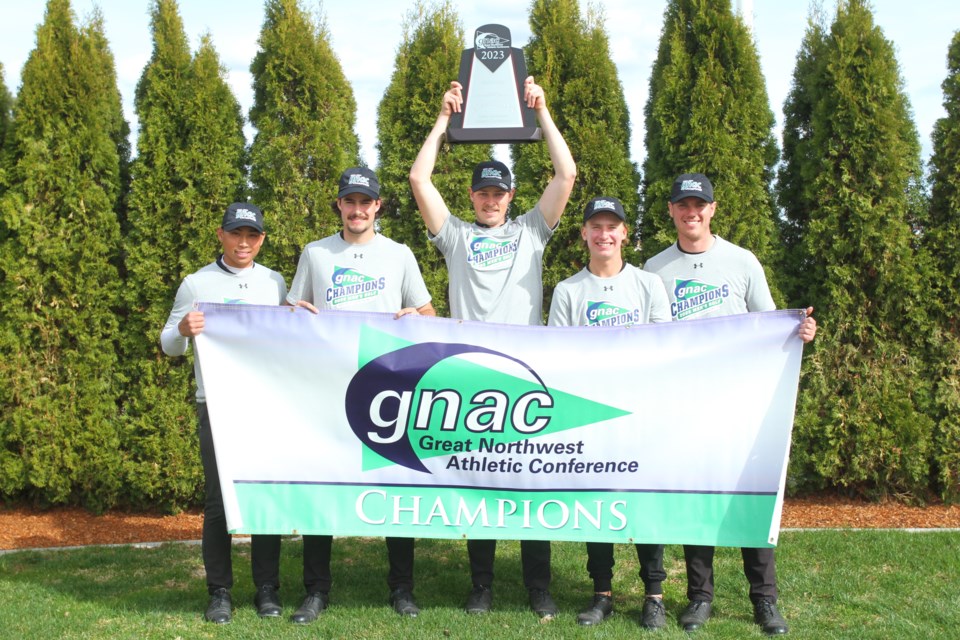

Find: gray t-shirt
<box><xmin>643</xmin><ymin>235</ymin><xmax>775</xmax><ymax>320</ymax></box>
<box><xmin>287</xmin><ymin>232</ymin><xmax>431</xmax><ymax>312</ymax></box>
<box><xmin>160</xmin><ymin>259</ymin><xmax>287</xmax><ymax>401</ymax></box>
<box><xmin>547</xmin><ymin>264</ymin><xmax>672</xmax><ymax>327</ymax></box>
<box><xmin>431</xmin><ymin>205</ymin><xmax>553</xmax><ymax>325</ymax></box>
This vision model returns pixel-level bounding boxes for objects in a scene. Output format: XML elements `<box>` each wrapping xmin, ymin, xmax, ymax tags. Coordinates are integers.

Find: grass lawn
<box><xmin>1</xmin><ymin>530</ymin><xmax>957</xmax><ymax>639</ymax></box>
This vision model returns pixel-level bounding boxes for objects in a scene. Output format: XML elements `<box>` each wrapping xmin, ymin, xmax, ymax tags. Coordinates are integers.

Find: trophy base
<box><xmin>447</xmin><ymin>126</ymin><xmax>542</xmax><ymax>144</ymax></box>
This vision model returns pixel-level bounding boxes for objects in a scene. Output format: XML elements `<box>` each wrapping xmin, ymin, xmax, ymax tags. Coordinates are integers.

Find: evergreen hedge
<box><xmin>0</xmin><ymin>0</ymin><xmax>957</xmax><ymax>509</ymax></box>
<box><xmin>248</xmin><ymin>0</ymin><xmax>360</xmax><ymax>276</ymax></box>
<box><xmin>639</xmin><ymin>0</ymin><xmax>782</xmax><ymax>303</ymax></box>
<box><xmin>0</xmin><ymin>0</ymin><xmax>128</xmax><ymax>510</ymax></box>
<box><xmin>118</xmin><ymin>0</ymin><xmax>248</xmax><ymax>511</ymax></box>
<box><xmin>782</xmin><ymin>0</ymin><xmax>935</xmax><ymax>500</ymax></box>
<box><xmin>375</xmin><ymin>0</ymin><xmax>490</xmax><ymax>318</ymax></box>
<box><xmin>515</xmin><ymin>0</ymin><xmax>640</xmax><ymax>317</ymax></box>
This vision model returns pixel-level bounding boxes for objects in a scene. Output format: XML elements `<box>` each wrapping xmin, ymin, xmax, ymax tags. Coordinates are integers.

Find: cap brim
<box><xmin>222</xmin><ymin>221</ymin><xmax>264</xmax><ymax>232</ymax></box>
<box><xmin>583</xmin><ymin>209</ymin><xmax>625</xmax><ymax>222</ymax></box>
<box><xmin>338</xmin><ymin>187</ymin><xmax>379</xmax><ymax>199</ymax></box>
<box><xmin>472</xmin><ymin>180</ymin><xmax>511</xmax><ymax>191</ymax></box>
<box><xmin>670</xmin><ymin>192</ymin><xmax>713</xmax><ymax>203</ymax></box>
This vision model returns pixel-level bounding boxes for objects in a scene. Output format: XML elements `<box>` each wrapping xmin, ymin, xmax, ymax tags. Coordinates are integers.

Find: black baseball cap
<box><xmin>583</xmin><ymin>196</ymin><xmax>626</xmax><ymax>222</ymax></box>
<box><xmin>670</xmin><ymin>173</ymin><xmax>714</xmax><ymax>203</ymax></box>
<box><xmin>471</xmin><ymin>160</ymin><xmax>512</xmax><ymax>191</ymax></box>
<box><xmin>221</xmin><ymin>202</ymin><xmax>264</xmax><ymax>233</ymax></box>
<box><xmin>337</xmin><ymin>167</ymin><xmax>380</xmax><ymax>199</ymax></box>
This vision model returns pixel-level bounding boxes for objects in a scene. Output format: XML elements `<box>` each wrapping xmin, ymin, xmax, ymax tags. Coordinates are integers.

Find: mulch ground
<box><xmin>2</xmin><ymin>495</ymin><xmax>958</xmax><ymax>551</ymax></box>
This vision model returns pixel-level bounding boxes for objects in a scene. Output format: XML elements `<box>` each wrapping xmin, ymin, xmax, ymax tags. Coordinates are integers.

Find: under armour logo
<box><xmin>692</xmin><ymin>263</ymin><xmax>704</xmax><ymax>269</ymax></box>
<box><xmin>354</xmin><ymin>253</ymin><xmax>363</xmax><ymax>259</ymax></box>
<box><xmin>604</xmin><ymin>286</ymin><xmax>614</xmax><ymax>292</ymax></box>
<box><xmin>238</xmin><ymin>283</ymin><xmax>248</xmax><ymax>289</ymax></box>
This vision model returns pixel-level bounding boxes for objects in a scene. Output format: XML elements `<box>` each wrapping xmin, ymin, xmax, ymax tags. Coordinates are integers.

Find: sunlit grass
<box><xmin>1</xmin><ymin>531</ymin><xmax>957</xmax><ymax>639</ymax></box>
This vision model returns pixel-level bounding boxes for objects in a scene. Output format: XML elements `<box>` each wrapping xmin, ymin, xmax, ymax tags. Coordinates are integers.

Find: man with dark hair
<box><xmin>644</xmin><ymin>173</ymin><xmax>817</xmax><ymax>636</ymax></box>
<box><xmin>161</xmin><ymin>203</ymin><xmax>287</xmax><ymax>624</ymax></box>
<box><xmin>287</xmin><ymin>167</ymin><xmax>435</xmax><ymax>622</ymax></box>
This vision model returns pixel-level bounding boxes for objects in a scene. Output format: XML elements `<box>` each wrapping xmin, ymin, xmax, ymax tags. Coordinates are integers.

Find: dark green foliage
<box><xmin>0</xmin><ymin>0</ymin><xmax>127</xmax><ymax>509</ymax></box>
<box><xmin>249</xmin><ymin>0</ymin><xmax>360</xmax><ymax>276</ymax></box>
<box><xmin>513</xmin><ymin>0</ymin><xmax>639</xmax><ymax>316</ymax></box>
<box><xmin>782</xmin><ymin>0</ymin><xmax>934</xmax><ymax>500</ymax></box>
<box><xmin>118</xmin><ymin>0</ymin><xmax>193</xmax><ymax>507</ymax></box>
<box><xmin>0</xmin><ymin>63</ymin><xmax>12</xmax><ymax>167</ymax></box>
<box><xmin>912</xmin><ymin>280</ymin><xmax>960</xmax><ymax>504</ymax></box>
<box><xmin>639</xmin><ymin>0</ymin><xmax>780</xmax><ymax>302</ymax></box>
<box><xmin>176</xmin><ymin>37</ymin><xmax>249</xmax><ymax>268</ymax></box>
<box><xmin>929</xmin><ymin>32</ymin><xmax>960</xmax><ymax>299</ymax></box>
<box><xmin>375</xmin><ymin>1</ymin><xmax>490</xmax><ymax>317</ymax></box>
<box><xmin>0</xmin><ymin>0</ymin><xmax>952</xmax><ymax>511</ymax></box>
<box><xmin>119</xmin><ymin>0</ymin><xmax>247</xmax><ymax>511</ymax></box>
<box><xmin>84</xmin><ymin>13</ymin><xmax>132</xmax><ymax>237</ymax></box>
<box><xmin>0</xmin><ymin>64</ymin><xmax>12</xmax><ymax>206</ymax></box>
<box><xmin>922</xmin><ymin>30</ymin><xmax>960</xmax><ymax>502</ymax></box>
<box><xmin>776</xmin><ymin>12</ymin><xmax>827</xmax><ymax>305</ymax></box>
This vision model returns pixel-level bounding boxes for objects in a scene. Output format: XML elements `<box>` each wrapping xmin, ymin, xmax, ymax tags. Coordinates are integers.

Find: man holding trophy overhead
<box><xmin>409</xmin><ymin>24</ymin><xmax>576</xmax><ymax>620</ymax></box>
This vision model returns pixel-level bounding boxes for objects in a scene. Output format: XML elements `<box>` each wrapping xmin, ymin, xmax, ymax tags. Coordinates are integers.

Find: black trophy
<box><xmin>447</xmin><ymin>24</ymin><xmax>542</xmax><ymax>144</ymax></box>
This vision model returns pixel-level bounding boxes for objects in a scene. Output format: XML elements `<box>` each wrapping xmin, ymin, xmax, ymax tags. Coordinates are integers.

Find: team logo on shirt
<box><xmin>585</xmin><ymin>302</ymin><xmax>640</xmax><ymax>327</ymax></box>
<box><xmin>326</xmin><ymin>266</ymin><xmax>386</xmax><ymax>305</ymax></box>
<box><xmin>671</xmin><ymin>278</ymin><xmax>729</xmax><ymax>319</ymax></box>
<box><xmin>467</xmin><ymin>235</ymin><xmax>519</xmax><ymax>270</ymax></box>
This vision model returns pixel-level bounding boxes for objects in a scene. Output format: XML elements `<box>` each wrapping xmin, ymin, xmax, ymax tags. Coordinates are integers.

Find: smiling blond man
<box><xmin>548</xmin><ymin>195</ymin><xmax>670</xmax><ymax>630</ymax></box>
<box><xmin>548</xmin><ymin>196</ymin><xmax>670</xmax><ymax>328</ymax></box>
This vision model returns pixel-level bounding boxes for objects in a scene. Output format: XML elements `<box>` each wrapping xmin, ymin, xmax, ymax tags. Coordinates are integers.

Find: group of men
<box><xmin>162</xmin><ymin>77</ymin><xmax>816</xmax><ymax>635</ymax></box>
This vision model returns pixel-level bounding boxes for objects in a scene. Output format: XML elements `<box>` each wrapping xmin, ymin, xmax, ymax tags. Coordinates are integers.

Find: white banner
<box><xmin>195</xmin><ymin>305</ymin><xmax>805</xmax><ymax>547</ymax></box>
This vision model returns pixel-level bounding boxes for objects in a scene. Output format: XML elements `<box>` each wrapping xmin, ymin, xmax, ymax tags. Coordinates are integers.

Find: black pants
<box><xmin>468</xmin><ymin>539</ymin><xmax>550</xmax><ymax>591</ymax></box>
<box><xmin>199</xmin><ymin>404</ymin><xmax>415</xmax><ymax>595</ymax></box>
<box><xmin>301</xmin><ymin>535</ymin><xmax>415</xmax><ymax>594</ymax></box>
<box><xmin>198</xmin><ymin>402</ymin><xmax>281</xmax><ymax>593</ymax></box>
<box><xmin>683</xmin><ymin>544</ymin><xmax>778</xmax><ymax>603</ymax></box>
<box><xmin>586</xmin><ymin>542</ymin><xmax>666</xmax><ymax>595</ymax></box>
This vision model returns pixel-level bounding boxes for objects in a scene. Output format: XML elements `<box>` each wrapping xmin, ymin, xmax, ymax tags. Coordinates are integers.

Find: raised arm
<box><xmin>527</xmin><ymin>76</ymin><xmax>576</xmax><ymax>229</ymax></box>
<box><xmin>409</xmin><ymin>81</ymin><xmax>462</xmax><ymax>236</ymax></box>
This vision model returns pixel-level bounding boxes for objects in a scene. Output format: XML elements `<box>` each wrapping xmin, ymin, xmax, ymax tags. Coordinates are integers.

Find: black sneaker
<box><xmin>254</xmin><ymin>584</ymin><xmax>282</xmax><ymax>617</ymax></box>
<box><xmin>754</xmin><ymin>599</ymin><xmax>789</xmax><ymax>635</ymax></box>
<box><xmin>465</xmin><ymin>585</ymin><xmax>492</xmax><ymax>614</ymax></box>
<box><xmin>641</xmin><ymin>596</ymin><xmax>666</xmax><ymax>630</ymax></box>
<box><xmin>576</xmin><ymin>593</ymin><xmax>613</xmax><ymax>626</ymax></box>
<box><xmin>290</xmin><ymin>592</ymin><xmax>328</xmax><ymax>624</ymax></box>
<box><xmin>390</xmin><ymin>588</ymin><xmax>420</xmax><ymax>617</ymax></box>
<box><xmin>204</xmin><ymin>587</ymin><xmax>232</xmax><ymax>624</ymax></box>
<box><xmin>528</xmin><ymin>588</ymin><xmax>558</xmax><ymax>620</ymax></box>
<box><xmin>678</xmin><ymin>600</ymin><xmax>711</xmax><ymax>632</ymax></box>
